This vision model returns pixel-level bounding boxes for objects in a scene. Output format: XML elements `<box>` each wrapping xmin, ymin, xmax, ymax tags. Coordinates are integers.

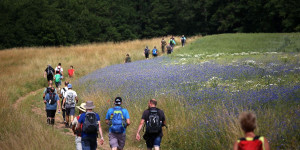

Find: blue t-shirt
<box><xmin>105</xmin><ymin>106</ymin><xmax>130</xmax><ymax>133</ymax></box>
<box><xmin>78</xmin><ymin>112</ymin><xmax>100</xmax><ymax>138</ymax></box>
<box><xmin>45</xmin><ymin>93</ymin><xmax>59</xmax><ymax>110</ymax></box>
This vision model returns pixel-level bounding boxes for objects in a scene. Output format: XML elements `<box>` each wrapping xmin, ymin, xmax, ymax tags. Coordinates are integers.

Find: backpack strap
<box><xmin>253</xmin><ymin>136</ymin><xmax>260</xmax><ymax>140</ymax></box>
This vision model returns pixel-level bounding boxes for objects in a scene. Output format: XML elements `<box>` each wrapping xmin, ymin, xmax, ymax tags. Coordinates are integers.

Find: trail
<box><xmin>13</xmin><ymin>88</ymin><xmax>111</xmax><ymax>150</ymax></box>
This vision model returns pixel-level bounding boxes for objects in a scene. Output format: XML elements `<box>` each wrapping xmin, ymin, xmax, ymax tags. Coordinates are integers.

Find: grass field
<box><xmin>0</xmin><ymin>33</ymin><xmax>299</xmax><ymax>149</ymax></box>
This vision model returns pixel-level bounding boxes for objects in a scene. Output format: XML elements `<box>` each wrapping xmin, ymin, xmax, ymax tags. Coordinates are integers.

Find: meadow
<box><xmin>0</xmin><ymin>33</ymin><xmax>299</xmax><ymax>149</ymax></box>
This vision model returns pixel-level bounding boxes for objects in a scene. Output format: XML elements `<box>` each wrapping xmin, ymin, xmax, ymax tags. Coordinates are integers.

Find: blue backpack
<box><xmin>110</xmin><ymin>107</ymin><xmax>125</xmax><ymax>133</ymax></box>
<box><xmin>152</xmin><ymin>49</ymin><xmax>157</xmax><ymax>55</ymax></box>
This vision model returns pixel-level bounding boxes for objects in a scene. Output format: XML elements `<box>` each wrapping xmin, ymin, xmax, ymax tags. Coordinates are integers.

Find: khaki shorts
<box><xmin>108</xmin><ymin>132</ymin><xmax>126</xmax><ymax>149</ymax></box>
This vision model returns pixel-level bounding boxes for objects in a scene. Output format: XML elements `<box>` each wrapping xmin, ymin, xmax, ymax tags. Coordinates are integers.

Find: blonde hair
<box><xmin>239</xmin><ymin>111</ymin><xmax>257</xmax><ymax>132</ymax></box>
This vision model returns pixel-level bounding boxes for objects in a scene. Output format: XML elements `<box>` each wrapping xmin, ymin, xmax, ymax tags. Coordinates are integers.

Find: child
<box><xmin>68</xmin><ymin>65</ymin><xmax>75</xmax><ymax>78</ymax></box>
<box><xmin>125</xmin><ymin>54</ymin><xmax>131</xmax><ymax>63</ymax></box>
<box><xmin>54</xmin><ymin>72</ymin><xmax>61</xmax><ymax>90</ymax></box>
<box><xmin>233</xmin><ymin>112</ymin><xmax>270</xmax><ymax>150</ymax></box>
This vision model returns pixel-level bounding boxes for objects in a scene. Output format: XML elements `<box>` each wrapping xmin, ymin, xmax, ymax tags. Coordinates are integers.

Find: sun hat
<box><xmin>76</xmin><ymin>103</ymin><xmax>86</xmax><ymax>112</ymax></box>
<box><xmin>85</xmin><ymin>101</ymin><xmax>95</xmax><ymax>109</ymax></box>
<box><xmin>67</xmin><ymin>84</ymin><xmax>72</xmax><ymax>89</ymax></box>
<box><xmin>114</xmin><ymin>97</ymin><xmax>122</xmax><ymax>105</ymax></box>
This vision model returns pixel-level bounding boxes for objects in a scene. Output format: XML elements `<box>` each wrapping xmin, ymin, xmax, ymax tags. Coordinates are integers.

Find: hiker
<box><xmin>77</xmin><ymin>101</ymin><xmax>104</xmax><ymax>150</ymax></box>
<box><xmin>54</xmin><ymin>71</ymin><xmax>62</xmax><ymax>90</ymax></box>
<box><xmin>136</xmin><ymin>99</ymin><xmax>166</xmax><ymax>150</ymax></box>
<box><xmin>43</xmin><ymin>80</ymin><xmax>57</xmax><ymax>100</ymax></box>
<box><xmin>72</xmin><ymin>103</ymin><xmax>86</xmax><ymax>150</ymax></box>
<box><xmin>68</xmin><ymin>65</ymin><xmax>75</xmax><ymax>78</ymax></box>
<box><xmin>166</xmin><ymin>44</ymin><xmax>172</xmax><ymax>54</ymax></box>
<box><xmin>169</xmin><ymin>36</ymin><xmax>176</xmax><ymax>49</ymax></box>
<box><xmin>60</xmin><ymin>81</ymin><xmax>69</xmax><ymax>124</ymax></box>
<box><xmin>233</xmin><ymin>112</ymin><xmax>270</xmax><ymax>150</ymax></box>
<box><xmin>124</xmin><ymin>54</ymin><xmax>131</xmax><ymax>63</ymax></box>
<box><xmin>55</xmin><ymin>63</ymin><xmax>63</xmax><ymax>79</ymax></box>
<box><xmin>161</xmin><ymin>38</ymin><xmax>166</xmax><ymax>53</ymax></box>
<box><xmin>44</xmin><ymin>87</ymin><xmax>61</xmax><ymax>125</ymax></box>
<box><xmin>44</xmin><ymin>64</ymin><xmax>55</xmax><ymax>81</ymax></box>
<box><xmin>105</xmin><ymin>97</ymin><xmax>130</xmax><ymax>150</ymax></box>
<box><xmin>144</xmin><ymin>46</ymin><xmax>150</xmax><ymax>59</ymax></box>
<box><xmin>63</xmin><ymin>83</ymin><xmax>78</xmax><ymax>128</ymax></box>
<box><xmin>181</xmin><ymin>35</ymin><xmax>186</xmax><ymax>47</ymax></box>
<box><xmin>152</xmin><ymin>46</ymin><xmax>158</xmax><ymax>57</ymax></box>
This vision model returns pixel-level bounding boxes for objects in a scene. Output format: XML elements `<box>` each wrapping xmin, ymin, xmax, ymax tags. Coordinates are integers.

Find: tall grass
<box><xmin>0</xmin><ymin>36</ymin><xmax>200</xmax><ymax>150</ymax></box>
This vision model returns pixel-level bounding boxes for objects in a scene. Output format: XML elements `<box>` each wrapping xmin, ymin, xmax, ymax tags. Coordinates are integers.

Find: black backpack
<box><xmin>47</xmin><ymin>66</ymin><xmax>54</xmax><ymax>76</ymax></box>
<box><xmin>82</xmin><ymin>112</ymin><xmax>99</xmax><ymax>134</ymax></box>
<box><xmin>45</xmin><ymin>87</ymin><xmax>51</xmax><ymax>94</ymax></box>
<box><xmin>48</xmin><ymin>93</ymin><xmax>57</xmax><ymax>105</ymax></box>
<box><xmin>146</xmin><ymin>108</ymin><xmax>162</xmax><ymax>133</ymax></box>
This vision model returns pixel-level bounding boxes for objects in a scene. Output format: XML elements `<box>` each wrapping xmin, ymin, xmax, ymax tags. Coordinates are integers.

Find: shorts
<box><xmin>66</xmin><ymin>107</ymin><xmax>75</xmax><ymax>116</ymax></box>
<box><xmin>46</xmin><ymin>110</ymin><xmax>56</xmax><ymax>118</ymax></box>
<box><xmin>144</xmin><ymin>134</ymin><xmax>162</xmax><ymax>148</ymax></box>
<box><xmin>55</xmin><ymin>81</ymin><xmax>61</xmax><ymax>87</ymax></box>
<box><xmin>153</xmin><ymin>54</ymin><xmax>157</xmax><ymax>57</ymax></box>
<box><xmin>145</xmin><ymin>53</ymin><xmax>149</xmax><ymax>58</ymax></box>
<box><xmin>109</xmin><ymin>133</ymin><xmax>126</xmax><ymax>149</ymax></box>
<box><xmin>47</xmin><ymin>75</ymin><xmax>53</xmax><ymax>81</ymax></box>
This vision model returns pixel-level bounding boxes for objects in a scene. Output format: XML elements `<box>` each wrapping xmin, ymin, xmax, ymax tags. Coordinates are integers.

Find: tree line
<box><xmin>0</xmin><ymin>0</ymin><xmax>299</xmax><ymax>50</ymax></box>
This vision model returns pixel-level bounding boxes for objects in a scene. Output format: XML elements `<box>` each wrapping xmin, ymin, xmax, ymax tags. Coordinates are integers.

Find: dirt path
<box><xmin>13</xmin><ymin>88</ymin><xmax>111</xmax><ymax>150</ymax></box>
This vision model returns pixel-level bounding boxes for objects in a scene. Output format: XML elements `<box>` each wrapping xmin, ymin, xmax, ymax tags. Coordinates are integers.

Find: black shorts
<box><xmin>47</xmin><ymin>75</ymin><xmax>53</xmax><ymax>81</ymax></box>
<box><xmin>46</xmin><ymin>110</ymin><xmax>56</xmax><ymax>118</ymax></box>
<box><xmin>153</xmin><ymin>54</ymin><xmax>157</xmax><ymax>57</ymax></box>
<box><xmin>145</xmin><ymin>53</ymin><xmax>149</xmax><ymax>58</ymax></box>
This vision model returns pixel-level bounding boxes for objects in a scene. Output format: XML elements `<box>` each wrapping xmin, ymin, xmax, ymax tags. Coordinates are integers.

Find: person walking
<box><xmin>161</xmin><ymin>38</ymin><xmax>166</xmax><ymax>53</ymax></box>
<box><xmin>44</xmin><ymin>64</ymin><xmax>55</xmax><ymax>82</ymax></box>
<box><xmin>68</xmin><ymin>65</ymin><xmax>75</xmax><ymax>78</ymax></box>
<box><xmin>105</xmin><ymin>97</ymin><xmax>130</xmax><ymax>150</ymax></box>
<box><xmin>55</xmin><ymin>63</ymin><xmax>64</xmax><ymax>79</ymax></box>
<box><xmin>77</xmin><ymin>101</ymin><xmax>104</xmax><ymax>150</ymax></box>
<box><xmin>233</xmin><ymin>111</ymin><xmax>270</xmax><ymax>150</ymax></box>
<box><xmin>152</xmin><ymin>46</ymin><xmax>158</xmax><ymax>57</ymax></box>
<box><xmin>54</xmin><ymin>71</ymin><xmax>62</xmax><ymax>90</ymax></box>
<box><xmin>60</xmin><ymin>81</ymin><xmax>69</xmax><ymax>124</ymax></box>
<box><xmin>124</xmin><ymin>54</ymin><xmax>131</xmax><ymax>63</ymax></box>
<box><xmin>44</xmin><ymin>87</ymin><xmax>61</xmax><ymax>125</ymax></box>
<box><xmin>136</xmin><ymin>99</ymin><xmax>166</xmax><ymax>150</ymax></box>
<box><xmin>181</xmin><ymin>35</ymin><xmax>186</xmax><ymax>47</ymax></box>
<box><xmin>72</xmin><ymin>103</ymin><xmax>86</xmax><ymax>150</ymax></box>
<box><xmin>166</xmin><ymin>44</ymin><xmax>172</xmax><ymax>55</ymax></box>
<box><xmin>144</xmin><ymin>46</ymin><xmax>150</xmax><ymax>59</ymax></box>
<box><xmin>63</xmin><ymin>83</ymin><xmax>78</xmax><ymax>128</ymax></box>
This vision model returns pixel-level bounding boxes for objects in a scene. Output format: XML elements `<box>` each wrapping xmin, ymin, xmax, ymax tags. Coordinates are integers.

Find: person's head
<box><xmin>64</xmin><ymin>81</ymin><xmax>69</xmax><ymax>86</ymax></box>
<box><xmin>148</xmin><ymin>99</ymin><xmax>157</xmax><ymax>108</ymax></box>
<box><xmin>146</xmin><ymin>46</ymin><xmax>148</xmax><ymax>49</ymax></box>
<box><xmin>126</xmin><ymin>54</ymin><xmax>129</xmax><ymax>57</ymax></box>
<box><xmin>84</xmin><ymin>101</ymin><xmax>95</xmax><ymax>111</ymax></box>
<box><xmin>239</xmin><ymin>111</ymin><xmax>257</xmax><ymax>133</ymax></box>
<box><xmin>154</xmin><ymin>46</ymin><xmax>156</xmax><ymax>49</ymax></box>
<box><xmin>162</xmin><ymin>37</ymin><xmax>164</xmax><ymax>40</ymax></box>
<box><xmin>48</xmin><ymin>64</ymin><xmax>51</xmax><ymax>67</ymax></box>
<box><xmin>114</xmin><ymin>97</ymin><xmax>122</xmax><ymax>106</ymax></box>
<box><xmin>77</xmin><ymin>103</ymin><xmax>86</xmax><ymax>114</ymax></box>
<box><xmin>58</xmin><ymin>63</ymin><xmax>61</xmax><ymax>66</ymax></box>
<box><xmin>67</xmin><ymin>84</ymin><xmax>72</xmax><ymax>89</ymax></box>
<box><xmin>182</xmin><ymin>35</ymin><xmax>184</xmax><ymax>37</ymax></box>
<box><xmin>70</xmin><ymin>65</ymin><xmax>73</xmax><ymax>69</ymax></box>
<box><xmin>50</xmin><ymin>87</ymin><xmax>55</xmax><ymax>93</ymax></box>
<box><xmin>56</xmin><ymin>71</ymin><xmax>60</xmax><ymax>74</ymax></box>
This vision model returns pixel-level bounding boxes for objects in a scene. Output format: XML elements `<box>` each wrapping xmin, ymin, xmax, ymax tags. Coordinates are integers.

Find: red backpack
<box><xmin>238</xmin><ymin>136</ymin><xmax>263</xmax><ymax>150</ymax></box>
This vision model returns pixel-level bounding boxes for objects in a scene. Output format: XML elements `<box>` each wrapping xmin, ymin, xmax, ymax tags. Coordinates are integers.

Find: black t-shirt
<box><xmin>142</xmin><ymin>107</ymin><xmax>165</xmax><ymax>136</ymax></box>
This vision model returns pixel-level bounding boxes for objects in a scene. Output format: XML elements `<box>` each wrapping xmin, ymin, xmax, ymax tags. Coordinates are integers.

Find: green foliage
<box><xmin>0</xmin><ymin>0</ymin><xmax>299</xmax><ymax>49</ymax></box>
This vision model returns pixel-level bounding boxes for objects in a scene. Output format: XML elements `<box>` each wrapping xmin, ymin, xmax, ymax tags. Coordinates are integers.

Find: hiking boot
<box><xmin>47</xmin><ymin>118</ymin><xmax>50</xmax><ymax>125</ymax></box>
<box><xmin>51</xmin><ymin>119</ymin><xmax>55</xmax><ymax>125</ymax></box>
<box><xmin>65</xmin><ymin>123</ymin><xmax>69</xmax><ymax>128</ymax></box>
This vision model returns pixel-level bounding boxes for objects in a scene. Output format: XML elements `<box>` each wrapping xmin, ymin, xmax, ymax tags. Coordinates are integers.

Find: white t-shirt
<box><xmin>60</xmin><ymin>87</ymin><xmax>68</xmax><ymax>98</ymax></box>
<box><xmin>55</xmin><ymin>66</ymin><xmax>63</xmax><ymax>73</ymax></box>
<box><xmin>64</xmin><ymin>89</ymin><xmax>77</xmax><ymax>108</ymax></box>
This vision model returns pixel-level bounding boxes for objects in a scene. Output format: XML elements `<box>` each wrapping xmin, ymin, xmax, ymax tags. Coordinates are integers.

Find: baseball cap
<box><xmin>114</xmin><ymin>97</ymin><xmax>122</xmax><ymax>105</ymax></box>
<box><xmin>67</xmin><ymin>84</ymin><xmax>72</xmax><ymax>89</ymax></box>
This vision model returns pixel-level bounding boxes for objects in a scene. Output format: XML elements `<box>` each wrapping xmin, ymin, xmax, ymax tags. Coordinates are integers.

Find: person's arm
<box><xmin>98</xmin><ymin>121</ymin><xmax>104</xmax><ymax>145</ymax></box>
<box><xmin>136</xmin><ymin>119</ymin><xmax>145</xmax><ymax>141</ymax></box>
<box><xmin>264</xmin><ymin>137</ymin><xmax>270</xmax><ymax>150</ymax></box>
<box><xmin>233</xmin><ymin>141</ymin><xmax>238</xmax><ymax>150</ymax></box>
<box><xmin>44</xmin><ymin>71</ymin><xmax>46</xmax><ymax>78</ymax></box>
<box><xmin>75</xmin><ymin>96</ymin><xmax>78</xmax><ymax>103</ymax></box>
<box><xmin>126</xmin><ymin>119</ymin><xmax>130</xmax><ymax>127</ymax></box>
<box><xmin>62</xmin><ymin>97</ymin><xmax>66</xmax><ymax>109</ymax></box>
<box><xmin>57</xmin><ymin>97</ymin><xmax>61</xmax><ymax>112</ymax></box>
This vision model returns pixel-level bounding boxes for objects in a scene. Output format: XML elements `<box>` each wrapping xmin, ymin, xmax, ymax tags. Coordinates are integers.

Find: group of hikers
<box><xmin>42</xmin><ymin>60</ymin><xmax>270</xmax><ymax>150</ymax></box>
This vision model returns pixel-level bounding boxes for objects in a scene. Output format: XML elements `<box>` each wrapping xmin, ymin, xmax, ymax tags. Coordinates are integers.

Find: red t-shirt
<box><xmin>68</xmin><ymin>69</ymin><xmax>74</xmax><ymax>77</ymax></box>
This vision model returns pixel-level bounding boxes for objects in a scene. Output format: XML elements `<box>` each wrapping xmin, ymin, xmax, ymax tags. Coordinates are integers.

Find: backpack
<box><xmin>152</xmin><ymin>49</ymin><xmax>157</xmax><ymax>55</ymax></box>
<box><xmin>110</xmin><ymin>107</ymin><xmax>125</xmax><ymax>133</ymax></box>
<box><xmin>144</xmin><ymin>48</ymin><xmax>149</xmax><ymax>54</ymax></box>
<box><xmin>238</xmin><ymin>136</ymin><xmax>263</xmax><ymax>150</ymax></box>
<box><xmin>60</xmin><ymin>87</ymin><xmax>67</xmax><ymax>98</ymax></box>
<box><xmin>47</xmin><ymin>66</ymin><xmax>54</xmax><ymax>76</ymax></box>
<box><xmin>146</xmin><ymin>108</ymin><xmax>162</xmax><ymax>134</ymax></box>
<box><xmin>56</xmin><ymin>66</ymin><xmax>61</xmax><ymax>74</ymax></box>
<box><xmin>66</xmin><ymin>91</ymin><xmax>75</xmax><ymax>105</ymax></box>
<box><xmin>82</xmin><ymin>112</ymin><xmax>98</xmax><ymax>134</ymax></box>
<box><xmin>48</xmin><ymin>93</ymin><xmax>57</xmax><ymax>105</ymax></box>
